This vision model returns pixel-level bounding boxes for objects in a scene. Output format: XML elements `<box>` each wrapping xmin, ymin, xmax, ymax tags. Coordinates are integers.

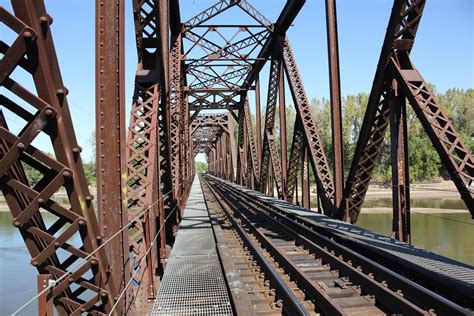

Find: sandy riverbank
<box><xmin>360</xmin><ymin>207</ymin><xmax>468</xmax><ymax>214</ymax></box>
<box><xmin>365</xmin><ymin>180</ymin><xmax>461</xmax><ymax>199</ymax></box>
<box><xmin>0</xmin><ymin>181</ymin><xmax>469</xmax><ymax>214</ymax></box>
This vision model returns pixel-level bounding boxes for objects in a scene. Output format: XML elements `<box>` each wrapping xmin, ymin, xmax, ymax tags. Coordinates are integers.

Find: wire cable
<box><xmin>108</xmin><ymin>205</ymin><xmax>179</xmax><ymax>315</ymax></box>
<box><xmin>410</xmin><ymin>210</ymin><xmax>474</xmax><ymax>226</ymax></box>
<box><xmin>11</xmin><ymin>172</ymin><xmax>196</xmax><ymax>315</ymax></box>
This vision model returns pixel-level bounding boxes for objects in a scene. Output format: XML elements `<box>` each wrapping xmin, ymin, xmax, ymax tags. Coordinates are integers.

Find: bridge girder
<box><xmin>1</xmin><ymin>1</ymin><xmax>473</xmax><ymax>314</ymax></box>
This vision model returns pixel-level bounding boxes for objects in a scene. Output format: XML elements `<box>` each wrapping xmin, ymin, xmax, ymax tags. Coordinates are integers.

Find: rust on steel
<box><xmin>96</xmin><ymin>0</ymin><xmax>130</xmax><ymax>311</ymax></box>
<box><xmin>1</xmin><ymin>0</ymin><xmax>473</xmax><ymax>314</ymax></box>
<box><xmin>325</xmin><ymin>0</ymin><xmax>344</xmax><ymax>207</ymax></box>
<box><xmin>0</xmin><ymin>1</ymin><xmax>119</xmax><ymax>314</ymax></box>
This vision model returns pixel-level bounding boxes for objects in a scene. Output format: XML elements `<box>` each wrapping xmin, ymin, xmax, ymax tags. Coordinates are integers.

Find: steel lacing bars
<box><xmin>0</xmin><ymin>3</ymin><xmax>118</xmax><ymax>314</ymax></box>
<box><xmin>282</xmin><ymin>38</ymin><xmax>336</xmax><ymax>215</ymax></box>
<box><xmin>341</xmin><ymin>0</ymin><xmax>426</xmax><ymax>222</ymax></box>
<box><xmin>259</xmin><ymin>50</ymin><xmax>284</xmax><ymax>198</ymax></box>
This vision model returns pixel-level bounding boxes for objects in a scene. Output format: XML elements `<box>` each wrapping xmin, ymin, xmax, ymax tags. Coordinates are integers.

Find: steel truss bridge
<box><xmin>0</xmin><ymin>0</ymin><xmax>473</xmax><ymax>315</ymax></box>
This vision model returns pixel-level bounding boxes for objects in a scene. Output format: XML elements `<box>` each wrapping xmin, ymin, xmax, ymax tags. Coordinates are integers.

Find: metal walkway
<box><xmin>150</xmin><ymin>177</ymin><xmax>233</xmax><ymax>315</ymax></box>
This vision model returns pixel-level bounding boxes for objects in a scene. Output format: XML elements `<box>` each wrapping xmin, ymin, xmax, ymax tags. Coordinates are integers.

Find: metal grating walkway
<box><xmin>150</xmin><ymin>177</ymin><xmax>233</xmax><ymax>315</ymax></box>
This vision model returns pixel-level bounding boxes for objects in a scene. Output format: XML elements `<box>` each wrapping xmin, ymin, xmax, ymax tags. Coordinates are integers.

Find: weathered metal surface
<box><xmin>0</xmin><ymin>1</ymin><xmax>118</xmax><ymax>313</ymax></box>
<box><xmin>96</xmin><ymin>1</ymin><xmax>130</xmax><ymax>312</ymax></box>
<box><xmin>283</xmin><ymin>39</ymin><xmax>336</xmax><ymax>214</ymax></box>
<box><xmin>341</xmin><ymin>0</ymin><xmax>425</xmax><ymax>222</ymax></box>
<box><xmin>125</xmin><ymin>0</ymin><xmax>166</xmax><ymax>306</ymax></box>
<box><xmin>2</xmin><ymin>0</ymin><xmax>474</xmax><ymax>314</ymax></box>
<box><xmin>388</xmin><ymin>84</ymin><xmax>411</xmax><ymax>243</ymax></box>
<box><xmin>259</xmin><ymin>51</ymin><xmax>284</xmax><ymax>198</ymax></box>
<box><xmin>391</xmin><ymin>57</ymin><xmax>474</xmax><ymax>216</ymax></box>
<box><xmin>325</xmin><ymin>0</ymin><xmax>344</xmax><ymax>207</ymax></box>
<box><xmin>37</xmin><ymin>274</ymin><xmax>54</xmax><ymax>316</ymax></box>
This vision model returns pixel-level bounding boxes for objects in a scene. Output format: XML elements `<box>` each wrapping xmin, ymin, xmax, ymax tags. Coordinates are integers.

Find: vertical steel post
<box><xmin>389</xmin><ymin>83</ymin><xmax>410</xmax><ymax>243</ymax></box>
<box><xmin>228</xmin><ymin>113</ymin><xmax>237</xmax><ymax>181</ymax></box>
<box><xmin>279</xmin><ymin>62</ymin><xmax>288</xmax><ymax>198</ymax></box>
<box><xmin>96</xmin><ymin>0</ymin><xmax>129</xmax><ymax>311</ymax></box>
<box><xmin>302</xmin><ymin>149</ymin><xmax>310</xmax><ymax>209</ymax></box>
<box><xmin>37</xmin><ymin>274</ymin><xmax>53</xmax><ymax>316</ymax></box>
<box><xmin>256</xmin><ymin>75</ymin><xmax>262</xmax><ymax>164</ymax></box>
<box><xmin>325</xmin><ymin>0</ymin><xmax>344</xmax><ymax>208</ymax></box>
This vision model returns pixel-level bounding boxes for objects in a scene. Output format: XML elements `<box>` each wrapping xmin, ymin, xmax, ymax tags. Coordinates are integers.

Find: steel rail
<box><xmin>204</xmin><ymin>176</ymin><xmax>428</xmax><ymax>315</ymax></box>
<box><xmin>202</xmin><ymin>176</ymin><xmax>311</xmax><ymax>316</ymax></box>
<box><xmin>203</xmin><ymin>175</ymin><xmax>471</xmax><ymax>316</ymax></box>
<box><xmin>205</xmin><ymin>180</ymin><xmax>347</xmax><ymax>315</ymax></box>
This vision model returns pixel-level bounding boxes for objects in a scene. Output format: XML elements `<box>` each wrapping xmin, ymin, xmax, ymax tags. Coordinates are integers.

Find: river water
<box><xmin>1</xmin><ymin>200</ymin><xmax>473</xmax><ymax>314</ymax></box>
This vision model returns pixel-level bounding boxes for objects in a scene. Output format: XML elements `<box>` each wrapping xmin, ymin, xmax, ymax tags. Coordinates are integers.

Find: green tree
<box><xmin>195</xmin><ymin>161</ymin><xmax>208</xmax><ymax>173</ymax></box>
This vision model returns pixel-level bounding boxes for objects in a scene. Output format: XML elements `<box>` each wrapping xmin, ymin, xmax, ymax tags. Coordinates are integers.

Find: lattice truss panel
<box><xmin>0</xmin><ymin>3</ymin><xmax>118</xmax><ymax>314</ymax></box>
<box><xmin>283</xmin><ymin>39</ymin><xmax>335</xmax><ymax>213</ymax></box>
<box><xmin>259</xmin><ymin>56</ymin><xmax>283</xmax><ymax>197</ymax></box>
<box><xmin>342</xmin><ymin>0</ymin><xmax>473</xmax><ymax>221</ymax></box>
<box><xmin>125</xmin><ymin>0</ymin><xmax>165</xmax><ymax>301</ymax></box>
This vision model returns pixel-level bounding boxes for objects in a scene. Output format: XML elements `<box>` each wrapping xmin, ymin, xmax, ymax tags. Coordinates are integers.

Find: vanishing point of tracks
<box><xmin>201</xmin><ymin>175</ymin><xmax>470</xmax><ymax>316</ymax></box>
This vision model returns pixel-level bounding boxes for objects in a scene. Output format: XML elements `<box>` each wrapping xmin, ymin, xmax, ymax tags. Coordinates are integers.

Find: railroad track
<box><xmin>201</xmin><ymin>174</ymin><xmax>470</xmax><ymax>316</ymax></box>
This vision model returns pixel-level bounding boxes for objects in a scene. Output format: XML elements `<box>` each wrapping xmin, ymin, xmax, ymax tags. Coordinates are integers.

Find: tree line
<box><xmin>19</xmin><ymin>87</ymin><xmax>472</xmax><ymax>186</ymax></box>
<box><xmin>271</xmin><ymin>87</ymin><xmax>473</xmax><ymax>184</ymax></box>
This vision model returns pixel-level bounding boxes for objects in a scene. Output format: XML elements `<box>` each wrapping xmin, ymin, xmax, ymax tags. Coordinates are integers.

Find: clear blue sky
<box><xmin>1</xmin><ymin>0</ymin><xmax>473</xmax><ymax>163</ymax></box>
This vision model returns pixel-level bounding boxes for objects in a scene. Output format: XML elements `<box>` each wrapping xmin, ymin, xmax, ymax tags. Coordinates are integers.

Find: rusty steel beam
<box><xmin>96</xmin><ymin>1</ymin><xmax>130</xmax><ymax>311</ymax></box>
<box><xmin>390</xmin><ymin>56</ymin><xmax>474</xmax><ymax>217</ymax></box>
<box><xmin>388</xmin><ymin>83</ymin><xmax>411</xmax><ymax>243</ymax></box>
<box><xmin>279</xmin><ymin>60</ymin><xmax>288</xmax><ymax>197</ymax></box>
<box><xmin>125</xmin><ymin>0</ymin><xmax>168</xmax><ymax>306</ymax></box>
<box><xmin>341</xmin><ymin>0</ymin><xmax>426</xmax><ymax>222</ymax></box>
<box><xmin>37</xmin><ymin>274</ymin><xmax>54</xmax><ymax>316</ymax></box>
<box><xmin>184</xmin><ymin>0</ymin><xmax>237</xmax><ymax>30</ymax></box>
<box><xmin>242</xmin><ymin>0</ymin><xmax>305</xmax><ymax>90</ymax></box>
<box><xmin>325</xmin><ymin>0</ymin><xmax>344</xmax><ymax>207</ymax></box>
<box><xmin>259</xmin><ymin>49</ymin><xmax>284</xmax><ymax>198</ymax></box>
<box><xmin>283</xmin><ymin>39</ymin><xmax>336</xmax><ymax>215</ymax></box>
<box><xmin>286</xmin><ymin>116</ymin><xmax>305</xmax><ymax>201</ymax></box>
<box><xmin>255</xmin><ymin>75</ymin><xmax>263</xmax><ymax>164</ymax></box>
<box><xmin>244</xmin><ymin>98</ymin><xmax>260</xmax><ymax>187</ymax></box>
<box><xmin>0</xmin><ymin>2</ymin><xmax>119</xmax><ymax>314</ymax></box>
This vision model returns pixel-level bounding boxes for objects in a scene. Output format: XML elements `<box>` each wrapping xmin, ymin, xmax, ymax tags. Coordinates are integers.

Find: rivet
<box><xmin>17</xmin><ymin>142</ymin><xmax>25</xmax><ymax>150</ymax></box>
<box><xmin>62</xmin><ymin>170</ymin><xmax>72</xmax><ymax>178</ymax></box>
<box><xmin>23</xmin><ymin>31</ymin><xmax>33</xmax><ymax>38</ymax></box>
